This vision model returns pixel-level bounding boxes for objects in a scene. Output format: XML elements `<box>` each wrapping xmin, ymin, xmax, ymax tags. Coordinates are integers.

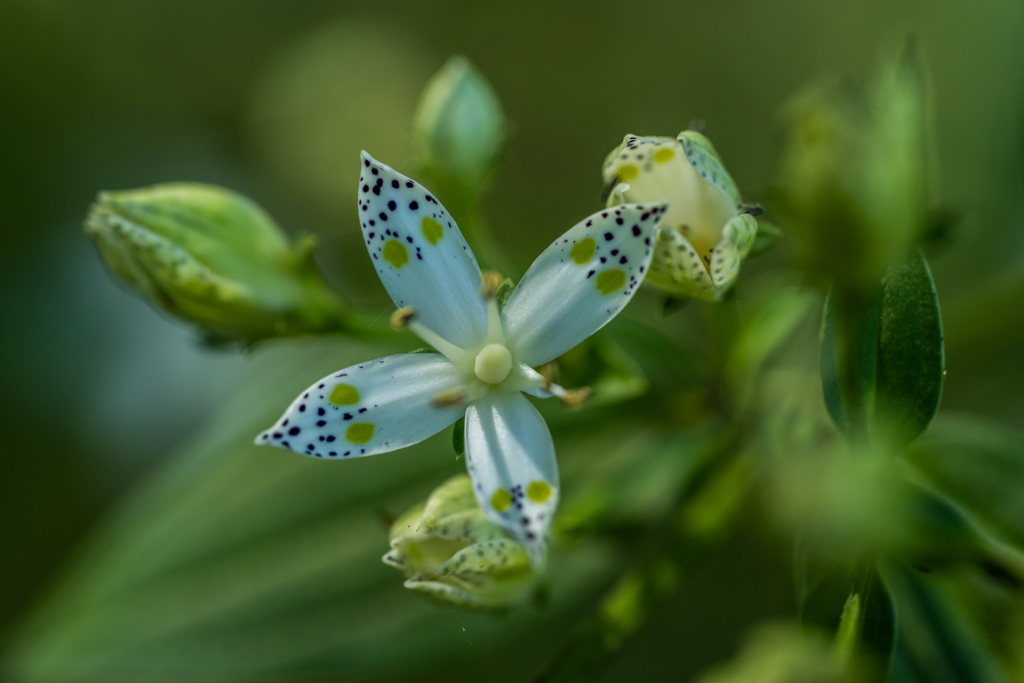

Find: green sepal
<box><xmin>452</xmin><ymin>416</ymin><xmax>466</xmax><ymax>458</ymax></box>
<box><xmin>494</xmin><ymin>277</ymin><xmax>515</xmax><ymax>313</ymax></box>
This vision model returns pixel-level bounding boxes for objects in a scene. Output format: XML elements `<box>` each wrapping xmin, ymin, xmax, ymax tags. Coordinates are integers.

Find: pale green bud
<box><xmin>602</xmin><ymin>132</ymin><xmax>757</xmax><ymax>302</ymax></box>
<box><xmin>383</xmin><ymin>475</ymin><xmax>535</xmax><ymax>610</ymax></box>
<box><xmin>85</xmin><ymin>183</ymin><xmax>350</xmax><ymax>344</ymax></box>
<box><xmin>778</xmin><ymin>44</ymin><xmax>928</xmax><ymax>288</ymax></box>
<box><xmin>413</xmin><ymin>55</ymin><xmax>505</xmax><ymax>192</ymax></box>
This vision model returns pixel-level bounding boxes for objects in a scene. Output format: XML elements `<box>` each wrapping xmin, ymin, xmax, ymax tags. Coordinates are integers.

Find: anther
<box><xmin>559</xmin><ymin>387</ymin><xmax>594</xmax><ymax>411</ymax></box>
<box><xmin>431</xmin><ymin>387</ymin><xmax>467</xmax><ymax>408</ymax></box>
<box><xmin>390</xmin><ymin>306</ymin><xmax>416</xmax><ymax>329</ymax></box>
<box><xmin>480</xmin><ymin>271</ymin><xmax>504</xmax><ymax>300</ymax></box>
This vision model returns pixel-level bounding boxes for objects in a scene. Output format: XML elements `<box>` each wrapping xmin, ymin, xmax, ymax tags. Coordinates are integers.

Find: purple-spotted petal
<box><xmin>501</xmin><ymin>202</ymin><xmax>667</xmax><ymax>367</ymax></box>
<box><xmin>358</xmin><ymin>151</ymin><xmax>488</xmax><ymax>350</ymax></box>
<box><xmin>463</xmin><ymin>391</ymin><xmax>558</xmax><ymax>567</ymax></box>
<box><xmin>255</xmin><ymin>354</ymin><xmax>466</xmax><ymax>459</ymax></box>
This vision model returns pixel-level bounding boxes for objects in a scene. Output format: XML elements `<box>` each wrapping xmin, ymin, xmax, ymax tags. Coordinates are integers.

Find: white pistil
<box><xmin>474</xmin><ymin>343</ymin><xmax>512</xmax><ymax>384</ymax></box>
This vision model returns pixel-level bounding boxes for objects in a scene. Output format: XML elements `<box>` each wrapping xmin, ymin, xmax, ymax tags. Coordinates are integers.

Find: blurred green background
<box><xmin>2</xmin><ymin>0</ymin><xmax>1023</xmax><ymax>680</ymax></box>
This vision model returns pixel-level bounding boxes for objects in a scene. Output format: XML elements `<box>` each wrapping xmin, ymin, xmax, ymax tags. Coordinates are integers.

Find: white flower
<box><xmin>602</xmin><ymin>133</ymin><xmax>758</xmax><ymax>301</ymax></box>
<box><xmin>256</xmin><ymin>152</ymin><xmax>667</xmax><ymax>565</ymax></box>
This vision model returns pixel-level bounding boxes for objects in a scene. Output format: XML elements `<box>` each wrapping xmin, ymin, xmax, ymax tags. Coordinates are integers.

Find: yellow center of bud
<box><xmin>474</xmin><ymin>343</ymin><xmax>512</xmax><ymax>384</ymax></box>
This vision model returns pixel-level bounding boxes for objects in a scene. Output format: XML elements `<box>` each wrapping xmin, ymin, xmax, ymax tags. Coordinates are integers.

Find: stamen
<box><xmin>501</xmin><ymin>364</ymin><xmax>551</xmax><ymax>395</ymax></box>
<box><xmin>390</xmin><ymin>306</ymin><xmax>416</xmax><ymax>329</ymax></box>
<box><xmin>557</xmin><ymin>387</ymin><xmax>594</xmax><ymax>410</ymax></box>
<box><xmin>480</xmin><ymin>271</ymin><xmax>503</xmax><ymax>300</ymax></box>
<box><xmin>484</xmin><ymin>298</ymin><xmax>504</xmax><ymax>345</ymax></box>
<box><xmin>408</xmin><ymin>320</ymin><xmax>474</xmax><ymax>372</ymax></box>
<box><xmin>431</xmin><ymin>387</ymin><xmax>468</xmax><ymax>408</ymax></box>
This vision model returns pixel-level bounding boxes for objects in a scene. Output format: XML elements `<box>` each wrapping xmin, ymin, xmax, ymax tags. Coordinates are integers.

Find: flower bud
<box><xmin>85</xmin><ymin>183</ymin><xmax>350</xmax><ymax>344</ymax></box>
<box><xmin>778</xmin><ymin>44</ymin><xmax>928</xmax><ymax>288</ymax></box>
<box><xmin>383</xmin><ymin>475</ymin><xmax>535</xmax><ymax>610</ymax></box>
<box><xmin>413</xmin><ymin>55</ymin><xmax>505</xmax><ymax>193</ymax></box>
<box><xmin>602</xmin><ymin>132</ymin><xmax>756</xmax><ymax>301</ymax></box>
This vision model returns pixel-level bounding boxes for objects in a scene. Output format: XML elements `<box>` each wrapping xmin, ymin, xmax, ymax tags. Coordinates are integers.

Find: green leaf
<box><xmin>903</xmin><ymin>413</ymin><xmax>1024</xmax><ymax>550</ymax></box>
<box><xmin>820</xmin><ymin>249</ymin><xmax>944</xmax><ymax>449</ymax></box>
<box><xmin>881</xmin><ymin>561</ymin><xmax>999</xmax><ymax>683</ymax></box>
<box><xmin>874</xmin><ymin>250</ymin><xmax>945</xmax><ymax>449</ymax></box>
<box><xmin>452</xmin><ymin>416</ymin><xmax>465</xmax><ymax>458</ymax></box>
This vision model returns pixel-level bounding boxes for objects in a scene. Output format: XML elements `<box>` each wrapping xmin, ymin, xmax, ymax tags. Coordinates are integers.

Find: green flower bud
<box><xmin>778</xmin><ymin>44</ymin><xmax>928</xmax><ymax>288</ymax></box>
<box><xmin>413</xmin><ymin>55</ymin><xmax>505</xmax><ymax>193</ymax></box>
<box><xmin>85</xmin><ymin>183</ymin><xmax>350</xmax><ymax>344</ymax></box>
<box><xmin>383</xmin><ymin>475</ymin><xmax>535</xmax><ymax>610</ymax></box>
<box><xmin>602</xmin><ymin>132</ymin><xmax>757</xmax><ymax>302</ymax></box>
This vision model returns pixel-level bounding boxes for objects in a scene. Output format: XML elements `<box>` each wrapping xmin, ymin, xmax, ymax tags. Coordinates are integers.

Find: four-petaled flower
<box><xmin>256</xmin><ymin>152</ymin><xmax>667</xmax><ymax>564</ymax></box>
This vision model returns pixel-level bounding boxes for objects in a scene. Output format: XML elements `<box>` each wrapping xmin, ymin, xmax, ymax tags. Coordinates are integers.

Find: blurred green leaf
<box><xmin>747</xmin><ymin>221</ymin><xmax>782</xmax><ymax>258</ymax></box>
<box><xmin>797</xmin><ymin>550</ymin><xmax>896</xmax><ymax>667</ymax></box>
<box><xmin>903</xmin><ymin>414</ymin><xmax>1024</xmax><ymax>551</ymax></box>
<box><xmin>882</xmin><ymin>562</ymin><xmax>1001</xmax><ymax>683</ymax></box>
<box><xmin>821</xmin><ymin>249</ymin><xmax>944</xmax><ymax>449</ymax></box>
<box><xmin>1</xmin><ymin>339</ymin><xmax>649</xmax><ymax>683</ymax></box>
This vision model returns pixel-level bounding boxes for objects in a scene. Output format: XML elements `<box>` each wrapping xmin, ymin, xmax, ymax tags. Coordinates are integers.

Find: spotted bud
<box><xmin>777</xmin><ymin>42</ymin><xmax>929</xmax><ymax>288</ymax></box>
<box><xmin>602</xmin><ymin>132</ymin><xmax>756</xmax><ymax>302</ymax></box>
<box><xmin>413</xmin><ymin>55</ymin><xmax>505</xmax><ymax>193</ymax></box>
<box><xmin>85</xmin><ymin>183</ymin><xmax>350</xmax><ymax>344</ymax></box>
<box><xmin>383</xmin><ymin>475</ymin><xmax>535</xmax><ymax>611</ymax></box>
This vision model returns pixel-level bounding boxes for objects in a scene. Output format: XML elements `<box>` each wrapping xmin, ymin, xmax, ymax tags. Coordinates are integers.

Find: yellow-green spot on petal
<box><xmin>382</xmin><ymin>240</ymin><xmax>408</xmax><ymax>268</ymax></box>
<box><xmin>421</xmin><ymin>216</ymin><xmax>444</xmax><ymax>245</ymax></box>
<box><xmin>596</xmin><ymin>269</ymin><xmax>626</xmax><ymax>295</ymax></box>
<box><xmin>570</xmin><ymin>238</ymin><xmax>596</xmax><ymax>264</ymax></box>
<box><xmin>654</xmin><ymin>147</ymin><xmax>675</xmax><ymax>163</ymax></box>
<box><xmin>617</xmin><ymin>164</ymin><xmax>639</xmax><ymax>181</ymax></box>
<box><xmin>527</xmin><ymin>481</ymin><xmax>551</xmax><ymax>503</ymax></box>
<box><xmin>346</xmin><ymin>423</ymin><xmax>375</xmax><ymax>444</ymax></box>
<box><xmin>491</xmin><ymin>488</ymin><xmax>511</xmax><ymax>512</ymax></box>
<box><xmin>329</xmin><ymin>383</ymin><xmax>359</xmax><ymax>405</ymax></box>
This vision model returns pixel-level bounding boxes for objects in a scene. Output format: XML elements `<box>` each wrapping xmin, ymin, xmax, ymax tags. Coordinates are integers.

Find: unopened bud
<box><xmin>84</xmin><ymin>183</ymin><xmax>349</xmax><ymax>343</ymax></box>
<box><xmin>602</xmin><ymin>132</ymin><xmax>757</xmax><ymax>302</ymax></box>
<box><xmin>778</xmin><ymin>42</ymin><xmax>928</xmax><ymax>288</ymax></box>
<box><xmin>413</xmin><ymin>55</ymin><xmax>505</xmax><ymax>192</ymax></box>
<box><xmin>383</xmin><ymin>475</ymin><xmax>535</xmax><ymax>610</ymax></box>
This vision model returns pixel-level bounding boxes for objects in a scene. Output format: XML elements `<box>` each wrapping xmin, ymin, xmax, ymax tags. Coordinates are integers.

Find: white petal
<box><xmin>501</xmin><ymin>202</ymin><xmax>667</xmax><ymax>367</ymax></box>
<box><xmin>358</xmin><ymin>152</ymin><xmax>488</xmax><ymax>350</ymax></box>
<box><xmin>464</xmin><ymin>391</ymin><xmax>558</xmax><ymax>566</ymax></box>
<box><xmin>255</xmin><ymin>354</ymin><xmax>466</xmax><ymax>459</ymax></box>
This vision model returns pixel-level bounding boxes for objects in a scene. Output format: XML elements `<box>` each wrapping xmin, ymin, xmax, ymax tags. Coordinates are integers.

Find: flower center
<box><xmin>474</xmin><ymin>343</ymin><xmax>512</xmax><ymax>384</ymax></box>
